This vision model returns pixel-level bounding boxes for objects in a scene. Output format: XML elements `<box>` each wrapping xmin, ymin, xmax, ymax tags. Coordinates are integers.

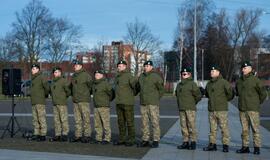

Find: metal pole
<box><xmin>202</xmin><ymin>49</ymin><xmax>204</xmax><ymax>82</ymax></box>
<box><xmin>194</xmin><ymin>0</ymin><xmax>197</xmax><ymax>82</ymax></box>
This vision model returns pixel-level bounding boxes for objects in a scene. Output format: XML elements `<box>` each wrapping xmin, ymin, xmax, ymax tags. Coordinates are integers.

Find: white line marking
<box><xmin>0</xmin><ymin>113</ymin><xmax>179</xmax><ymax>119</ymax></box>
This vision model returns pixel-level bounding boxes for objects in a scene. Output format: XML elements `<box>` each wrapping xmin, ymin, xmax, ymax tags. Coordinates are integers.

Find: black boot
<box><xmin>151</xmin><ymin>141</ymin><xmax>159</xmax><ymax>148</ymax></box>
<box><xmin>236</xmin><ymin>146</ymin><xmax>250</xmax><ymax>153</ymax></box>
<box><xmin>69</xmin><ymin>136</ymin><xmax>82</xmax><ymax>142</ymax></box>
<box><xmin>138</xmin><ymin>141</ymin><xmax>150</xmax><ymax>147</ymax></box>
<box><xmin>30</xmin><ymin>135</ymin><xmax>40</xmax><ymax>141</ymax></box>
<box><xmin>81</xmin><ymin>136</ymin><xmax>92</xmax><ymax>143</ymax></box>
<box><xmin>253</xmin><ymin>147</ymin><xmax>260</xmax><ymax>155</ymax></box>
<box><xmin>203</xmin><ymin>143</ymin><xmax>217</xmax><ymax>151</ymax></box>
<box><xmin>37</xmin><ymin>136</ymin><xmax>46</xmax><ymax>142</ymax></box>
<box><xmin>177</xmin><ymin>142</ymin><xmax>189</xmax><ymax>149</ymax></box>
<box><xmin>189</xmin><ymin>141</ymin><xmax>196</xmax><ymax>150</ymax></box>
<box><xmin>223</xmin><ymin>145</ymin><xmax>229</xmax><ymax>152</ymax></box>
<box><xmin>49</xmin><ymin>136</ymin><xmax>61</xmax><ymax>142</ymax></box>
<box><xmin>113</xmin><ymin>140</ymin><xmax>125</xmax><ymax>146</ymax></box>
<box><xmin>61</xmin><ymin>135</ymin><xmax>68</xmax><ymax>142</ymax></box>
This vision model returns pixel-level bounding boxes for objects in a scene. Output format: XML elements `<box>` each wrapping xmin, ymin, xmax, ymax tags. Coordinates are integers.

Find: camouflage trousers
<box><xmin>73</xmin><ymin>102</ymin><xmax>91</xmax><ymax>137</ymax></box>
<box><xmin>116</xmin><ymin>104</ymin><xmax>135</xmax><ymax>143</ymax></box>
<box><xmin>179</xmin><ymin>110</ymin><xmax>197</xmax><ymax>142</ymax></box>
<box><xmin>32</xmin><ymin>104</ymin><xmax>47</xmax><ymax>136</ymax></box>
<box><xmin>141</xmin><ymin>105</ymin><xmax>160</xmax><ymax>142</ymax></box>
<box><xmin>94</xmin><ymin>107</ymin><xmax>111</xmax><ymax>142</ymax></box>
<box><xmin>53</xmin><ymin>105</ymin><xmax>69</xmax><ymax>136</ymax></box>
<box><xmin>208</xmin><ymin>111</ymin><xmax>230</xmax><ymax>145</ymax></box>
<box><xmin>239</xmin><ymin>111</ymin><xmax>261</xmax><ymax>147</ymax></box>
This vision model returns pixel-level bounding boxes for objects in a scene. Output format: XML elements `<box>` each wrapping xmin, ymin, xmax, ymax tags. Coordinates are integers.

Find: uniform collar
<box><xmin>242</xmin><ymin>72</ymin><xmax>253</xmax><ymax>80</ymax></box>
<box><xmin>32</xmin><ymin>72</ymin><xmax>41</xmax><ymax>79</ymax></box>
<box><xmin>53</xmin><ymin>76</ymin><xmax>62</xmax><ymax>82</ymax></box>
<box><xmin>211</xmin><ymin>75</ymin><xmax>222</xmax><ymax>82</ymax></box>
<box><xmin>181</xmin><ymin>77</ymin><xmax>192</xmax><ymax>84</ymax></box>
<box><xmin>94</xmin><ymin>78</ymin><xmax>105</xmax><ymax>84</ymax></box>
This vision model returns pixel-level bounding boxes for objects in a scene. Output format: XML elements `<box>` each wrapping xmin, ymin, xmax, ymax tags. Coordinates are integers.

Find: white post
<box><xmin>194</xmin><ymin>0</ymin><xmax>197</xmax><ymax>82</ymax></box>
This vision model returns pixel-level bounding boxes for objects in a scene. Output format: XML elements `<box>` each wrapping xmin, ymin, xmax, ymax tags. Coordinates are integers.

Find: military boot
<box><xmin>61</xmin><ymin>135</ymin><xmax>68</xmax><ymax>142</ymax></box>
<box><xmin>137</xmin><ymin>141</ymin><xmax>150</xmax><ymax>147</ymax></box>
<box><xmin>236</xmin><ymin>146</ymin><xmax>250</xmax><ymax>153</ymax></box>
<box><xmin>151</xmin><ymin>141</ymin><xmax>159</xmax><ymax>148</ymax></box>
<box><xmin>37</xmin><ymin>136</ymin><xmax>46</xmax><ymax>142</ymax></box>
<box><xmin>30</xmin><ymin>135</ymin><xmax>40</xmax><ymax>141</ymax></box>
<box><xmin>49</xmin><ymin>136</ymin><xmax>61</xmax><ymax>142</ymax></box>
<box><xmin>223</xmin><ymin>145</ymin><xmax>229</xmax><ymax>152</ymax></box>
<box><xmin>177</xmin><ymin>142</ymin><xmax>189</xmax><ymax>149</ymax></box>
<box><xmin>253</xmin><ymin>147</ymin><xmax>260</xmax><ymax>155</ymax></box>
<box><xmin>189</xmin><ymin>141</ymin><xmax>196</xmax><ymax>150</ymax></box>
<box><xmin>203</xmin><ymin>143</ymin><xmax>217</xmax><ymax>151</ymax></box>
<box><xmin>69</xmin><ymin>136</ymin><xmax>82</xmax><ymax>142</ymax></box>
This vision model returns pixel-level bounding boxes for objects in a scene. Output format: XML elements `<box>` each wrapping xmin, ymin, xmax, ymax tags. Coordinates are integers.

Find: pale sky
<box><xmin>0</xmin><ymin>0</ymin><xmax>269</xmax><ymax>50</ymax></box>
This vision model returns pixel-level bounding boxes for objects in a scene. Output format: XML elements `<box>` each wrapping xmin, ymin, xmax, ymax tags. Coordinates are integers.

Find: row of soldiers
<box><xmin>175</xmin><ymin>61</ymin><xmax>267</xmax><ymax>155</ymax></box>
<box><xmin>29</xmin><ymin>59</ymin><xmax>267</xmax><ymax>154</ymax></box>
<box><xmin>30</xmin><ymin>59</ymin><xmax>164</xmax><ymax>148</ymax></box>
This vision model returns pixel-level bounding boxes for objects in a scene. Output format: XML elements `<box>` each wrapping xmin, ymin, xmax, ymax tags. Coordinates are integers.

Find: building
<box><xmin>102</xmin><ymin>41</ymin><xmax>133</xmax><ymax>74</ymax></box>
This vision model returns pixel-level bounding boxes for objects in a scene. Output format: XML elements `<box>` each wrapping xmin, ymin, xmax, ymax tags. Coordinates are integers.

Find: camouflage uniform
<box><xmin>53</xmin><ymin>105</ymin><xmax>69</xmax><ymax>136</ymax></box>
<box><xmin>71</xmin><ymin>69</ymin><xmax>92</xmax><ymax>138</ymax></box>
<box><xmin>32</xmin><ymin>104</ymin><xmax>47</xmax><ymax>136</ymax></box>
<box><xmin>50</xmin><ymin>76</ymin><xmax>71</xmax><ymax>136</ymax></box>
<box><xmin>138</xmin><ymin>70</ymin><xmax>164</xmax><ymax>142</ymax></box>
<box><xmin>175</xmin><ymin>77</ymin><xmax>202</xmax><ymax>142</ymax></box>
<box><xmin>208</xmin><ymin>111</ymin><xmax>230</xmax><ymax>145</ymax></box>
<box><xmin>94</xmin><ymin>107</ymin><xmax>111</xmax><ymax>142</ymax></box>
<box><xmin>31</xmin><ymin>72</ymin><xmax>49</xmax><ymax>136</ymax></box>
<box><xmin>236</xmin><ymin>72</ymin><xmax>267</xmax><ymax>147</ymax></box>
<box><xmin>92</xmin><ymin>77</ymin><xmax>114</xmax><ymax>142</ymax></box>
<box><xmin>205</xmin><ymin>75</ymin><xmax>234</xmax><ymax>145</ymax></box>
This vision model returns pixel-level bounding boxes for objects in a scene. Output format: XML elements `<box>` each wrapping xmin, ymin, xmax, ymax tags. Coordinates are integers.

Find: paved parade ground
<box><xmin>0</xmin><ymin>97</ymin><xmax>269</xmax><ymax>160</ymax></box>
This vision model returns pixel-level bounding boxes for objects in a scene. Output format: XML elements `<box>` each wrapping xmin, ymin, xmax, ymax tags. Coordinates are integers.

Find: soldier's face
<box><xmin>31</xmin><ymin>67</ymin><xmax>39</xmax><ymax>75</ymax></box>
<box><xmin>73</xmin><ymin>64</ymin><xmax>82</xmax><ymax>71</ymax></box>
<box><xmin>242</xmin><ymin>66</ymin><xmax>252</xmax><ymax>75</ymax></box>
<box><xmin>95</xmin><ymin>73</ymin><xmax>103</xmax><ymax>80</ymax></box>
<box><xmin>117</xmin><ymin>64</ymin><xmax>126</xmax><ymax>72</ymax></box>
<box><xmin>53</xmin><ymin>70</ymin><xmax>61</xmax><ymax>78</ymax></box>
<box><xmin>181</xmin><ymin>72</ymin><xmax>191</xmax><ymax>79</ymax></box>
<box><xmin>210</xmin><ymin>70</ymin><xmax>220</xmax><ymax>78</ymax></box>
<box><xmin>144</xmin><ymin>65</ymin><xmax>153</xmax><ymax>73</ymax></box>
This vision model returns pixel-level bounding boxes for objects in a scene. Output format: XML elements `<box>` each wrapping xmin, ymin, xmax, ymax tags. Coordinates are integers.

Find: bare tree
<box><xmin>124</xmin><ymin>18</ymin><xmax>161</xmax><ymax>75</ymax></box>
<box><xmin>227</xmin><ymin>8</ymin><xmax>262</xmax><ymax>79</ymax></box>
<box><xmin>44</xmin><ymin>17</ymin><xmax>82</xmax><ymax>64</ymax></box>
<box><xmin>12</xmin><ymin>0</ymin><xmax>52</xmax><ymax>65</ymax></box>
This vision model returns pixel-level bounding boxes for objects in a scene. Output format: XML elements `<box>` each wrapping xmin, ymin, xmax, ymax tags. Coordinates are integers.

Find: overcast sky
<box><xmin>0</xmin><ymin>0</ymin><xmax>269</xmax><ymax>50</ymax></box>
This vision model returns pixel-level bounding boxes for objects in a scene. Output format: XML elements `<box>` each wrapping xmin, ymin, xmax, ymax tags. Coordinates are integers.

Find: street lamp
<box><xmin>194</xmin><ymin>0</ymin><xmax>197</xmax><ymax>82</ymax></box>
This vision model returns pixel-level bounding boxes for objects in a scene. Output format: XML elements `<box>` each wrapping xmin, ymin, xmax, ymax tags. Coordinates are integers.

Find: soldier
<box><xmin>70</xmin><ymin>60</ymin><xmax>93</xmax><ymax>143</ymax></box>
<box><xmin>137</xmin><ymin>60</ymin><xmax>165</xmax><ymax>148</ymax></box>
<box><xmin>92</xmin><ymin>70</ymin><xmax>114</xmax><ymax>144</ymax></box>
<box><xmin>175</xmin><ymin>67</ymin><xmax>202</xmax><ymax>150</ymax></box>
<box><xmin>236</xmin><ymin>61</ymin><xmax>267</xmax><ymax>155</ymax></box>
<box><xmin>113</xmin><ymin>60</ymin><xmax>137</xmax><ymax>147</ymax></box>
<box><xmin>49</xmin><ymin>67</ymin><xmax>71</xmax><ymax>142</ymax></box>
<box><xmin>30</xmin><ymin>64</ymin><xmax>50</xmax><ymax>141</ymax></box>
<box><xmin>203</xmin><ymin>65</ymin><xmax>234</xmax><ymax>152</ymax></box>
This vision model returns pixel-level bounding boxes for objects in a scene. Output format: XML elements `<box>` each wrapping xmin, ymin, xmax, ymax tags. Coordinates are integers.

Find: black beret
<box><xmin>143</xmin><ymin>60</ymin><xmax>153</xmax><ymax>66</ymax></box>
<box><xmin>94</xmin><ymin>70</ymin><xmax>104</xmax><ymax>75</ymax></box>
<box><xmin>210</xmin><ymin>65</ymin><xmax>221</xmax><ymax>71</ymax></box>
<box><xmin>72</xmin><ymin>59</ymin><xmax>83</xmax><ymax>65</ymax></box>
<box><xmin>31</xmin><ymin>64</ymin><xmax>40</xmax><ymax>69</ymax></box>
<box><xmin>117</xmin><ymin>60</ymin><xmax>127</xmax><ymax>66</ymax></box>
<box><xmin>181</xmin><ymin>67</ymin><xmax>192</xmax><ymax>73</ymax></box>
<box><xmin>241</xmin><ymin>61</ymin><xmax>252</xmax><ymax>68</ymax></box>
<box><xmin>52</xmin><ymin>67</ymin><xmax>62</xmax><ymax>73</ymax></box>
